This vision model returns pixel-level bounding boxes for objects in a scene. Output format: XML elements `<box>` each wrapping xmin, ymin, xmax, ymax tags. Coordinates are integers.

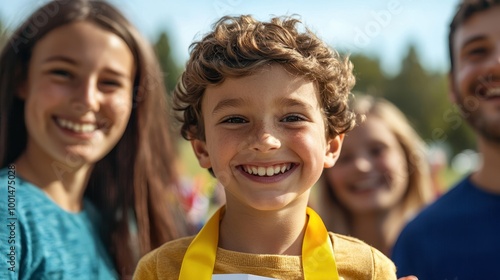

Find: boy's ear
<box><xmin>324</xmin><ymin>134</ymin><xmax>344</xmax><ymax>168</ymax></box>
<box><xmin>191</xmin><ymin>139</ymin><xmax>212</xmax><ymax>169</ymax></box>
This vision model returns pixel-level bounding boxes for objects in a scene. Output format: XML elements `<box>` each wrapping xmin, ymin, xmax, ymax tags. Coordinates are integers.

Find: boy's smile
<box><xmin>192</xmin><ymin>64</ymin><xmax>342</xmax><ymax>210</ymax></box>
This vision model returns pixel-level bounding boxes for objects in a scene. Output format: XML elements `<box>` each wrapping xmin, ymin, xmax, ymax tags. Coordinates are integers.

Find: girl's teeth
<box><xmin>57</xmin><ymin>118</ymin><xmax>96</xmax><ymax>133</ymax></box>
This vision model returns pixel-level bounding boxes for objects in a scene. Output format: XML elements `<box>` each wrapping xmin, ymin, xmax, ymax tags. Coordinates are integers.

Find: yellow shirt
<box><xmin>133</xmin><ymin>232</ymin><xmax>396</xmax><ymax>280</ymax></box>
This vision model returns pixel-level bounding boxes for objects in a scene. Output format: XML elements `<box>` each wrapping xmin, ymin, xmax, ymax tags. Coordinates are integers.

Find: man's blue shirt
<box><xmin>392</xmin><ymin>176</ymin><xmax>500</xmax><ymax>280</ymax></box>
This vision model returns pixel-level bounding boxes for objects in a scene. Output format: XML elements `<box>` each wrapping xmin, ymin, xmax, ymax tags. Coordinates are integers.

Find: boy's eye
<box><xmin>221</xmin><ymin>116</ymin><xmax>247</xmax><ymax>124</ymax></box>
<box><xmin>282</xmin><ymin>114</ymin><xmax>305</xmax><ymax>122</ymax></box>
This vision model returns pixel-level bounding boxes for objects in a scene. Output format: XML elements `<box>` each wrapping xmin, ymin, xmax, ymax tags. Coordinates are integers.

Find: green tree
<box><xmin>349</xmin><ymin>53</ymin><xmax>387</xmax><ymax>96</ymax></box>
<box><xmin>346</xmin><ymin>43</ymin><xmax>475</xmax><ymax>156</ymax></box>
<box><xmin>385</xmin><ymin>45</ymin><xmax>431</xmax><ymax>137</ymax></box>
<box><xmin>154</xmin><ymin>31</ymin><xmax>182</xmax><ymax>94</ymax></box>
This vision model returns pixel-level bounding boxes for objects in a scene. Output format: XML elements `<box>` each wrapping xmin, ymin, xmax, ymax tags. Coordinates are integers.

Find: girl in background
<box><xmin>0</xmin><ymin>0</ymin><xmax>189</xmax><ymax>278</ymax></box>
<box><xmin>314</xmin><ymin>95</ymin><xmax>435</xmax><ymax>256</ymax></box>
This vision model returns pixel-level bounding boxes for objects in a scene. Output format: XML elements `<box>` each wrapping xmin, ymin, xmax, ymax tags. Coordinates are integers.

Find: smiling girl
<box><xmin>0</xmin><ymin>1</ymin><xmax>189</xmax><ymax>279</ymax></box>
<box><xmin>314</xmin><ymin>95</ymin><xmax>435</xmax><ymax>256</ymax></box>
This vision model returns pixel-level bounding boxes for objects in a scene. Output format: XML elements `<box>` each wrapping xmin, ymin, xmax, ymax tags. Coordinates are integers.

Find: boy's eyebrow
<box><xmin>212</xmin><ymin>96</ymin><xmax>315</xmax><ymax>114</ymax></box>
<box><xmin>277</xmin><ymin>97</ymin><xmax>315</xmax><ymax>110</ymax></box>
<box><xmin>212</xmin><ymin>97</ymin><xmax>246</xmax><ymax>114</ymax></box>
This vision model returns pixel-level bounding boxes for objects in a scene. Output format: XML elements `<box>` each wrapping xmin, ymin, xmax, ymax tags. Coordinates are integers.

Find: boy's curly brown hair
<box><xmin>173</xmin><ymin>15</ymin><xmax>356</xmax><ymax>141</ymax></box>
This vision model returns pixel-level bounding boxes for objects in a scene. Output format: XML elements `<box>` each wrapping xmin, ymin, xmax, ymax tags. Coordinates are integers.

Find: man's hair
<box><xmin>448</xmin><ymin>0</ymin><xmax>500</xmax><ymax>72</ymax></box>
<box><xmin>173</xmin><ymin>15</ymin><xmax>356</xmax><ymax>141</ymax></box>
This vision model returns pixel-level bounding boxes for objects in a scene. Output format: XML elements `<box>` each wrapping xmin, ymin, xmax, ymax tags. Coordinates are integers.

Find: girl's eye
<box><xmin>222</xmin><ymin>117</ymin><xmax>247</xmax><ymax>124</ymax></box>
<box><xmin>50</xmin><ymin>69</ymin><xmax>72</xmax><ymax>78</ymax></box>
<box><xmin>99</xmin><ymin>80</ymin><xmax>123</xmax><ymax>90</ymax></box>
<box><xmin>370</xmin><ymin>145</ymin><xmax>386</xmax><ymax>157</ymax></box>
<box><xmin>101</xmin><ymin>80</ymin><xmax>121</xmax><ymax>86</ymax></box>
<box><xmin>282</xmin><ymin>115</ymin><xmax>304</xmax><ymax>122</ymax></box>
<box><xmin>99</xmin><ymin>78</ymin><xmax>126</xmax><ymax>93</ymax></box>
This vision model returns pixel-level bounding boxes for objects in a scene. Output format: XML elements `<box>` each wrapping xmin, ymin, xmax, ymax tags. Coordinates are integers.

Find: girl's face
<box><xmin>19</xmin><ymin>21</ymin><xmax>134</xmax><ymax>170</ymax></box>
<box><xmin>324</xmin><ymin>116</ymin><xmax>409</xmax><ymax>214</ymax></box>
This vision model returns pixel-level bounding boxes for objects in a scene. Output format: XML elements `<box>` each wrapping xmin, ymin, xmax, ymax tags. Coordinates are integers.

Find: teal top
<box><xmin>0</xmin><ymin>166</ymin><xmax>118</xmax><ymax>280</ymax></box>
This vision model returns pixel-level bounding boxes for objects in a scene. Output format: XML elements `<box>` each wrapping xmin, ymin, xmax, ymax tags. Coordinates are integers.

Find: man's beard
<box><xmin>455</xmin><ymin>92</ymin><xmax>500</xmax><ymax>144</ymax></box>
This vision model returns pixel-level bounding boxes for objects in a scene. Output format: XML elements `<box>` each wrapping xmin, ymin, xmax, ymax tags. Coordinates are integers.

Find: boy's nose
<box><xmin>249</xmin><ymin>125</ymin><xmax>281</xmax><ymax>152</ymax></box>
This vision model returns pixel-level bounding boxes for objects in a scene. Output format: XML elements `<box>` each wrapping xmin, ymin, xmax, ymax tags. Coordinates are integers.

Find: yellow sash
<box><xmin>179</xmin><ymin>206</ymin><xmax>339</xmax><ymax>280</ymax></box>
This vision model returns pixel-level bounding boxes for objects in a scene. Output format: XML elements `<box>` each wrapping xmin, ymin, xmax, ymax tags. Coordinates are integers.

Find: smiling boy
<box><xmin>134</xmin><ymin>15</ymin><xmax>397</xmax><ymax>279</ymax></box>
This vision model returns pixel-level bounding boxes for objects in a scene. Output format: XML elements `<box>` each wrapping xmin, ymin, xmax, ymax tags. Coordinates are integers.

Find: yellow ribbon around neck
<box><xmin>178</xmin><ymin>206</ymin><xmax>339</xmax><ymax>280</ymax></box>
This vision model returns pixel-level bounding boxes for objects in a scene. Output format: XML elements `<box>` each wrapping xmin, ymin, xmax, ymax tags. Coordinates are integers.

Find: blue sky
<box><xmin>0</xmin><ymin>0</ymin><xmax>460</xmax><ymax>75</ymax></box>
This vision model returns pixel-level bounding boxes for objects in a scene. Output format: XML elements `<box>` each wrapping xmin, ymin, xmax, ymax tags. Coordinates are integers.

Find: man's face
<box><xmin>451</xmin><ymin>5</ymin><xmax>500</xmax><ymax>143</ymax></box>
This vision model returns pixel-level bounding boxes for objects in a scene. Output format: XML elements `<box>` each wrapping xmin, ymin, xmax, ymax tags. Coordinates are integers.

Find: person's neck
<box><xmin>14</xmin><ymin>151</ymin><xmax>93</xmax><ymax>213</ymax></box>
<box><xmin>349</xmin><ymin>209</ymin><xmax>401</xmax><ymax>256</ymax></box>
<box><xmin>219</xmin><ymin>199</ymin><xmax>309</xmax><ymax>255</ymax></box>
<box><xmin>471</xmin><ymin>138</ymin><xmax>500</xmax><ymax>194</ymax></box>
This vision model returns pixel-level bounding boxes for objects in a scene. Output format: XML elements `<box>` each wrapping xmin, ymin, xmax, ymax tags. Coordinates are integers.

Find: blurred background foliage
<box><xmin>349</xmin><ymin>45</ymin><xmax>476</xmax><ymax>157</ymax></box>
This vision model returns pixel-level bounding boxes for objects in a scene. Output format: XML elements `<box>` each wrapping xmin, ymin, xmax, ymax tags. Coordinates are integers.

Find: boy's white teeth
<box><xmin>243</xmin><ymin>164</ymin><xmax>292</xmax><ymax>176</ymax></box>
<box><xmin>258</xmin><ymin>167</ymin><xmax>266</xmax><ymax>176</ymax></box>
<box><xmin>56</xmin><ymin>118</ymin><xmax>96</xmax><ymax>133</ymax></box>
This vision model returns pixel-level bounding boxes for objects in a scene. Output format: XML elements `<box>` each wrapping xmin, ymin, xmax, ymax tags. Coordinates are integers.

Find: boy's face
<box><xmin>192</xmin><ymin>64</ymin><xmax>342</xmax><ymax>211</ymax></box>
<box><xmin>450</xmin><ymin>5</ymin><xmax>500</xmax><ymax>142</ymax></box>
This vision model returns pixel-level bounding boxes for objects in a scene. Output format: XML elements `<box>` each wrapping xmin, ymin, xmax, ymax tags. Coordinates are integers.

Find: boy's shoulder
<box><xmin>147</xmin><ymin>235</ymin><xmax>194</xmax><ymax>258</ymax></box>
<box><xmin>134</xmin><ymin>236</ymin><xmax>194</xmax><ymax>279</ymax></box>
<box><xmin>330</xmin><ymin>232</ymin><xmax>396</xmax><ymax>280</ymax></box>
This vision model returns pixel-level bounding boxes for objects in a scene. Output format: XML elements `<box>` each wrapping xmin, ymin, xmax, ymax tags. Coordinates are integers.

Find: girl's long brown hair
<box><xmin>0</xmin><ymin>0</ymin><xmax>189</xmax><ymax>277</ymax></box>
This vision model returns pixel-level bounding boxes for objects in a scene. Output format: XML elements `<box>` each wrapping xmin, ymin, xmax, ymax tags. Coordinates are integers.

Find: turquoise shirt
<box><xmin>0</xmin><ymin>166</ymin><xmax>118</xmax><ymax>279</ymax></box>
